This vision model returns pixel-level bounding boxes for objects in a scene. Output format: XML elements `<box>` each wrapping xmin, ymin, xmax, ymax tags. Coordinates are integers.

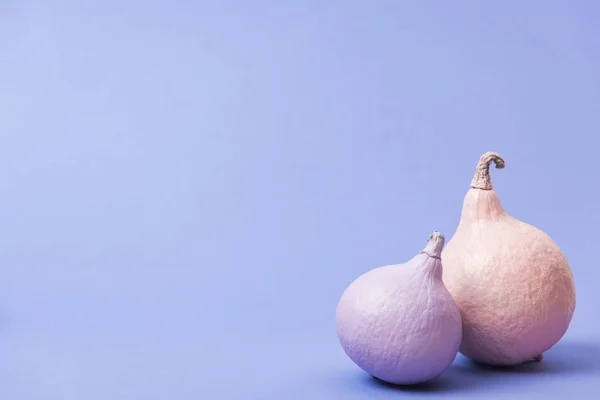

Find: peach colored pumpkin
<box><xmin>441</xmin><ymin>152</ymin><xmax>576</xmax><ymax>366</ymax></box>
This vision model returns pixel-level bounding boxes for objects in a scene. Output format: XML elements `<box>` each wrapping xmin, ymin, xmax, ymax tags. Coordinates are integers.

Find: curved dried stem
<box><xmin>470</xmin><ymin>152</ymin><xmax>505</xmax><ymax>190</ymax></box>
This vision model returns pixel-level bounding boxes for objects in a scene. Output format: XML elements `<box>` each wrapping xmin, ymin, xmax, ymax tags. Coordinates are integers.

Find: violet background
<box><xmin>1</xmin><ymin>1</ymin><xmax>599</xmax><ymax>399</ymax></box>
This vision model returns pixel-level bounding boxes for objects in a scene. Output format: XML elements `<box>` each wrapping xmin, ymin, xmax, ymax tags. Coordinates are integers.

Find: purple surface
<box><xmin>1</xmin><ymin>1</ymin><xmax>599</xmax><ymax>399</ymax></box>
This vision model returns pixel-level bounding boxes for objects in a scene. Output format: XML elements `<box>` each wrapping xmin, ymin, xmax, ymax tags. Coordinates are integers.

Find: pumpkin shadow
<box><xmin>454</xmin><ymin>341</ymin><xmax>600</xmax><ymax>375</ymax></box>
<box><xmin>440</xmin><ymin>341</ymin><xmax>600</xmax><ymax>393</ymax></box>
<box><xmin>360</xmin><ymin>341</ymin><xmax>600</xmax><ymax>394</ymax></box>
<box><xmin>365</xmin><ymin>374</ymin><xmax>464</xmax><ymax>393</ymax></box>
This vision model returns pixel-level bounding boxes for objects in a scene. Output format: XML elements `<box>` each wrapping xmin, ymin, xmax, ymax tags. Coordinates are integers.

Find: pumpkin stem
<box><xmin>420</xmin><ymin>230</ymin><xmax>445</xmax><ymax>259</ymax></box>
<box><xmin>470</xmin><ymin>152</ymin><xmax>505</xmax><ymax>190</ymax></box>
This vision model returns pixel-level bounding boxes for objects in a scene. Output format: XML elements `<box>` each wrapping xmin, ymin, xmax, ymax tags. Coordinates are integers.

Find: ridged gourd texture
<box><xmin>441</xmin><ymin>152</ymin><xmax>576</xmax><ymax>366</ymax></box>
<box><xmin>336</xmin><ymin>231</ymin><xmax>462</xmax><ymax>385</ymax></box>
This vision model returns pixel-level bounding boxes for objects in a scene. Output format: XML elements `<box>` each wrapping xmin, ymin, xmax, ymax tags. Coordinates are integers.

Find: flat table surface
<box><xmin>2</xmin><ymin>329</ymin><xmax>598</xmax><ymax>399</ymax></box>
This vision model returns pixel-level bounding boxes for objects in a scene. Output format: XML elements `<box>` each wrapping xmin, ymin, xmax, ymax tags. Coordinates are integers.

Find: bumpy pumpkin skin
<box><xmin>442</xmin><ymin>154</ymin><xmax>576</xmax><ymax>366</ymax></box>
<box><xmin>336</xmin><ymin>232</ymin><xmax>463</xmax><ymax>385</ymax></box>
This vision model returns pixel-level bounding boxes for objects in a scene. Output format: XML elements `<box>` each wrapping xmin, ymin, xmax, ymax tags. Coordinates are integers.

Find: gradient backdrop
<box><xmin>1</xmin><ymin>1</ymin><xmax>599</xmax><ymax>399</ymax></box>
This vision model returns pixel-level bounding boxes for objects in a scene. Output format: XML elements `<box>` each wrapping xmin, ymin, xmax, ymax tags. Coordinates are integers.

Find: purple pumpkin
<box><xmin>336</xmin><ymin>231</ymin><xmax>462</xmax><ymax>385</ymax></box>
